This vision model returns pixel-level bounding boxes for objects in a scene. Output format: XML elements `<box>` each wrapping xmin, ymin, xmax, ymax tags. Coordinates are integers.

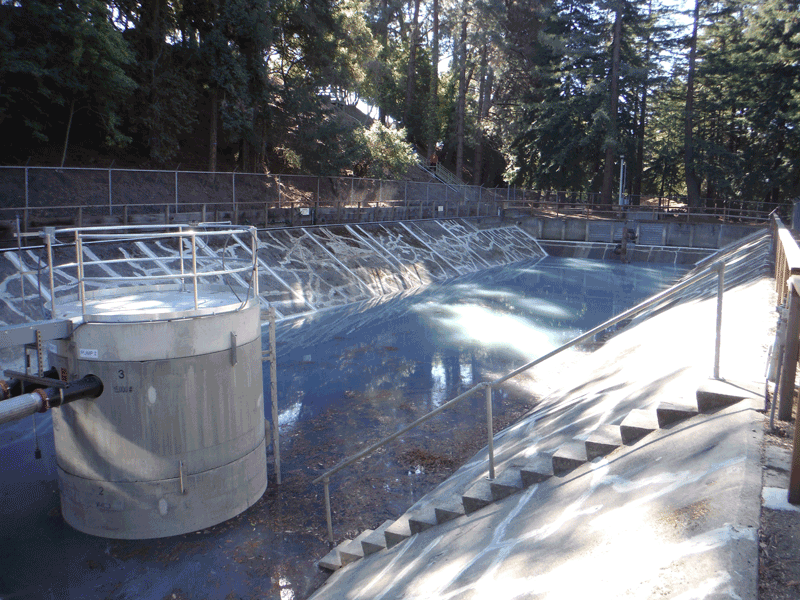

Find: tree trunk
<box><xmin>61</xmin><ymin>99</ymin><xmax>75</xmax><ymax>169</ymax></box>
<box><xmin>601</xmin><ymin>2</ymin><xmax>623</xmax><ymax>205</ymax></box>
<box><xmin>426</xmin><ymin>0</ymin><xmax>439</xmax><ymax>157</ymax></box>
<box><xmin>684</xmin><ymin>0</ymin><xmax>702</xmax><ymax>208</ymax></box>
<box><xmin>209</xmin><ymin>88</ymin><xmax>218</xmax><ymax>173</ymax></box>
<box><xmin>632</xmin><ymin>0</ymin><xmax>654</xmax><ymax>204</ymax></box>
<box><xmin>473</xmin><ymin>48</ymin><xmax>490</xmax><ymax>186</ymax></box>
<box><xmin>378</xmin><ymin>0</ymin><xmax>389</xmax><ymax>126</ymax></box>
<box><xmin>404</xmin><ymin>0</ymin><xmax>422</xmax><ymax>128</ymax></box>
<box><xmin>455</xmin><ymin>15</ymin><xmax>468</xmax><ymax>182</ymax></box>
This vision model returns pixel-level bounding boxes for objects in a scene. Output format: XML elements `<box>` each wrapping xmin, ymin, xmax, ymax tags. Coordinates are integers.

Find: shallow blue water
<box><xmin>0</xmin><ymin>255</ymin><xmax>688</xmax><ymax>600</ymax></box>
<box><xmin>270</xmin><ymin>256</ymin><xmax>686</xmax><ymax>434</ymax></box>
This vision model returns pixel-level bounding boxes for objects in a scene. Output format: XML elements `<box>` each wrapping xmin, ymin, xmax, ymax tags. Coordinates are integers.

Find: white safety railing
<box><xmin>13</xmin><ymin>223</ymin><xmax>259</xmax><ymax>321</ymax></box>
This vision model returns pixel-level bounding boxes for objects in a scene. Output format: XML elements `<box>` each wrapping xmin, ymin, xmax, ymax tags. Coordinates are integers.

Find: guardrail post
<box><xmin>191</xmin><ymin>233</ymin><xmax>198</xmax><ymax>310</ymax></box>
<box><xmin>324</xmin><ymin>477</ymin><xmax>334</xmax><ymax>543</ymax></box>
<box><xmin>75</xmin><ymin>231</ymin><xmax>86</xmax><ymax>316</ymax></box>
<box><xmin>178</xmin><ymin>226</ymin><xmax>185</xmax><ymax>289</ymax></box>
<box><xmin>790</xmin><ymin>404</ymin><xmax>800</xmax><ymax>504</ymax></box>
<box><xmin>486</xmin><ymin>384</ymin><xmax>495</xmax><ymax>480</ymax></box>
<box><xmin>232</xmin><ymin>172</ymin><xmax>237</xmax><ymax>224</ymax></box>
<box><xmin>269</xmin><ymin>306</ymin><xmax>280</xmax><ymax>484</ymax></box>
<box><xmin>43</xmin><ymin>228</ymin><xmax>56</xmax><ymax>318</ymax></box>
<box><xmin>779</xmin><ymin>277</ymin><xmax>800</xmax><ymax>421</ymax></box>
<box><xmin>713</xmin><ymin>261</ymin><xmax>725</xmax><ymax>379</ymax></box>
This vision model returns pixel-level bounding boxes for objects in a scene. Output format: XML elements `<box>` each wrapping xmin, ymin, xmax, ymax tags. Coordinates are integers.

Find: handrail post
<box><xmin>15</xmin><ymin>216</ymin><xmax>25</xmax><ymax>313</ymax></box>
<box><xmin>75</xmin><ymin>231</ymin><xmax>86</xmax><ymax>316</ymax></box>
<box><xmin>779</xmin><ymin>277</ymin><xmax>800</xmax><ymax>421</ymax></box>
<box><xmin>178</xmin><ymin>226</ymin><xmax>185</xmax><ymax>290</ymax></box>
<box><xmin>251</xmin><ymin>228</ymin><xmax>259</xmax><ymax>299</ymax></box>
<box><xmin>191</xmin><ymin>232</ymin><xmax>198</xmax><ymax>310</ymax></box>
<box><xmin>486</xmin><ymin>384</ymin><xmax>495</xmax><ymax>480</ymax></box>
<box><xmin>713</xmin><ymin>261</ymin><xmax>725</xmax><ymax>379</ymax></box>
<box><xmin>269</xmin><ymin>306</ymin><xmax>281</xmax><ymax>484</ymax></box>
<box><xmin>324</xmin><ymin>477</ymin><xmax>334</xmax><ymax>543</ymax></box>
<box><xmin>44</xmin><ymin>228</ymin><xmax>56</xmax><ymax>319</ymax></box>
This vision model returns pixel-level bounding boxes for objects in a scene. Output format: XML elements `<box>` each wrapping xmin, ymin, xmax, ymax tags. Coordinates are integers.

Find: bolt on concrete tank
<box><xmin>45</xmin><ymin>224</ymin><xmax>267</xmax><ymax>539</ymax></box>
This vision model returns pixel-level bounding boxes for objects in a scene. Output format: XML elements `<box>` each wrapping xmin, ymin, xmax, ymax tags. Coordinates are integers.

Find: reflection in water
<box><xmin>459</xmin><ymin>354</ymin><xmax>473</xmax><ymax>387</ymax></box>
<box><xmin>431</xmin><ymin>354</ymin><xmax>447</xmax><ymax>407</ymax></box>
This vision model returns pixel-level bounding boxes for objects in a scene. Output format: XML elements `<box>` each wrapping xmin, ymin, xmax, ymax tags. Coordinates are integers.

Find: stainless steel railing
<box><xmin>313</xmin><ymin>259</ymin><xmax>728</xmax><ymax>542</ymax></box>
<box><xmin>12</xmin><ymin>223</ymin><xmax>259</xmax><ymax>321</ymax></box>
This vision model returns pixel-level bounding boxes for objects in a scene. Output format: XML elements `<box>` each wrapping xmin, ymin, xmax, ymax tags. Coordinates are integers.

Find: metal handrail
<box><xmin>25</xmin><ymin>224</ymin><xmax>259</xmax><ymax>319</ymax></box>
<box><xmin>313</xmin><ymin>259</ymin><xmax>727</xmax><ymax>542</ymax></box>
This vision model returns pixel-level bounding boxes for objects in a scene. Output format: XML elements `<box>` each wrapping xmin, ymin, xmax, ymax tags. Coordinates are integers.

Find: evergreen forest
<box><xmin>1</xmin><ymin>0</ymin><xmax>798</xmax><ymax>206</ymax></box>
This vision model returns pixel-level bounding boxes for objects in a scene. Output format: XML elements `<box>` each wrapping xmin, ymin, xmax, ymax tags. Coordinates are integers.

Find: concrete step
<box><xmin>339</xmin><ymin>529</ymin><xmax>374</xmax><ymax>565</ymax></box>
<box><xmin>620</xmin><ymin>409</ymin><xmax>660</xmax><ymax>445</ymax></box>
<box><xmin>656</xmin><ymin>401</ymin><xmax>699</xmax><ymax>427</ymax></box>
<box><xmin>552</xmin><ymin>441</ymin><xmax>588</xmax><ymax>475</ymax></box>
<box><xmin>318</xmin><ymin>547</ymin><xmax>343</xmax><ymax>572</ymax></box>
<box><xmin>408</xmin><ymin>509</ymin><xmax>438</xmax><ymax>535</ymax></box>
<box><xmin>384</xmin><ymin>516</ymin><xmax>412</xmax><ymax>549</ymax></box>
<box><xmin>585</xmin><ymin>425</ymin><xmax>623</xmax><ymax>460</ymax></box>
<box><xmin>434</xmin><ymin>497</ymin><xmax>466</xmax><ymax>524</ymax></box>
<box><xmin>696</xmin><ymin>378</ymin><xmax>760</xmax><ymax>413</ymax></box>
<box><xmin>462</xmin><ymin>479</ymin><xmax>494</xmax><ymax>515</ymax></box>
<box><xmin>489</xmin><ymin>468</ymin><xmax>525</xmax><ymax>501</ymax></box>
<box><xmin>361</xmin><ymin>520</ymin><xmax>394</xmax><ymax>556</ymax></box>
<box><xmin>519</xmin><ymin>454</ymin><xmax>555</xmax><ymax>486</ymax></box>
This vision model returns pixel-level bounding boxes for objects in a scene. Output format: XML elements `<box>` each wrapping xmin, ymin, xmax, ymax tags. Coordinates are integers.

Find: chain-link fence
<box><xmin>0</xmin><ymin>166</ymin><xmax>778</xmax><ymax>236</ymax></box>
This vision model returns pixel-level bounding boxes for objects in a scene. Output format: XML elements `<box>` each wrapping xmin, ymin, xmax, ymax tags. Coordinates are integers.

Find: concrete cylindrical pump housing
<box><xmin>32</xmin><ymin>222</ymin><xmax>269</xmax><ymax>540</ymax></box>
<box><xmin>49</xmin><ymin>298</ymin><xmax>266</xmax><ymax>539</ymax></box>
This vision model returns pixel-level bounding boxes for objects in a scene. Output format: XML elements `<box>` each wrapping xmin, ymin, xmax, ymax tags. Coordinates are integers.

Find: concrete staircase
<box><xmin>317</xmin><ymin>378</ymin><xmax>761</xmax><ymax>572</ymax></box>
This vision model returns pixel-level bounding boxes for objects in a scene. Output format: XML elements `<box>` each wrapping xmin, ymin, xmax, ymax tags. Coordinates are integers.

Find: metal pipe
<box><xmin>269</xmin><ymin>306</ymin><xmax>280</xmax><ymax>484</ymax></box>
<box><xmin>252</xmin><ymin>228</ymin><xmax>259</xmax><ymax>299</ymax></box>
<box><xmin>44</xmin><ymin>229</ymin><xmax>56</xmax><ymax>318</ymax></box>
<box><xmin>179</xmin><ymin>226</ymin><xmax>185</xmax><ymax>290</ymax></box>
<box><xmin>770</xmin><ymin>345</ymin><xmax>784</xmax><ymax>431</ymax></box>
<box><xmin>486</xmin><ymin>385</ymin><xmax>495</xmax><ymax>480</ymax></box>
<box><xmin>713</xmin><ymin>261</ymin><xmax>725</xmax><ymax>379</ymax></box>
<box><xmin>0</xmin><ymin>377</ymin><xmax>21</xmax><ymax>400</ymax></box>
<box><xmin>0</xmin><ymin>374</ymin><xmax>103</xmax><ymax>425</ymax></box>
<box><xmin>191</xmin><ymin>233</ymin><xmax>198</xmax><ymax>310</ymax></box>
<box><xmin>0</xmin><ymin>392</ymin><xmax>45</xmax><ymax>424</ymax></box>
<box><xmin>324</xmin><ymin>478</ymin><xmax>334</xmax><ymax>543</ymax></box>
<box><xmin>76</xmin><ymin>233</ymin><xmax>86</xmax><ymax>316</ymax></box>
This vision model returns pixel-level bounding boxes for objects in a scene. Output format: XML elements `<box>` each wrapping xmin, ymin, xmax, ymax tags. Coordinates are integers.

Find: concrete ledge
<box><xmin>696</xmin><ymin>379</ymin><xmax>761</xmax><ymax>413</ymax></box>
<box><xmin>620</xmin><ymin>409</ymin><xmax>659</xmax><ymax>445</ymax></box>
<box><xmin>552</xmin><ymin>442</ymin><xmax>588</xmax><ymax>475</ymax></box>
<box><xmin>585</xmin><ymin>425</ymin><xmax>623</xmax><ymax>460</ymax></box>
<box><xmin>656</xmin><ymin>401</ymin><xmax>699</xmax><ymax>427</ymax></box>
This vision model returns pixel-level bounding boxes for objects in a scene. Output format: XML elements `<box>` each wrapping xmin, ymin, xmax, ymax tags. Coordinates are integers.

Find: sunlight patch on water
<box><xmin>279</xmin><ymin>400</ymin><xmax>302</xmax><ymax>429</ymax></box>
<box><xmin>432</xmin><ymin>303</ymin><xmax>565</xmax><ymax>358</ymax></box>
